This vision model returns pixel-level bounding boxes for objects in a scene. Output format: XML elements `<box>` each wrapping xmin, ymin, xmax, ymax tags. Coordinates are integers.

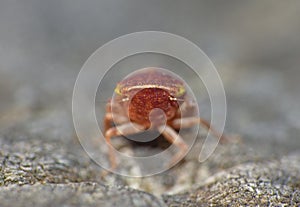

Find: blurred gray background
<box><xmin>1</xmin><ymin>1</ymin><xmax>300</xmax><ymax>161</ymax></box>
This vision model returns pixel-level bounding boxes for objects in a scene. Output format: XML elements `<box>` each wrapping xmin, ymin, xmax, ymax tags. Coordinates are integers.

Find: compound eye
<box><xmin>176</xmin><ymin>85</ymin><xmax>186</xmax><ymax>97</ymax></box>
<box><xmin>114</xmin><ymin>84</ymin><xmax>122</xmax><ymax>95</ymax></box>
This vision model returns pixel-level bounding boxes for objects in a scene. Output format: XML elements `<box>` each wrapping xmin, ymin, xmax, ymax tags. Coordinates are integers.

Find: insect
<box><xmin>103</xmin><ymin>67</ymin><xmax>229</xmax><ymax>170</ymax></box>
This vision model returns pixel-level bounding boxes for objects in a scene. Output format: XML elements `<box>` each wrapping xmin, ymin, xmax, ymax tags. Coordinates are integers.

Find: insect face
<box><xmin>127</xmin><ymin>88</ymin><xmax>179</xmax><ymax>128</ymax></box>
<box><xmin>113</xmin><ymin>68</ymin><xmax>187</xmax><ymax>128</ymax></box>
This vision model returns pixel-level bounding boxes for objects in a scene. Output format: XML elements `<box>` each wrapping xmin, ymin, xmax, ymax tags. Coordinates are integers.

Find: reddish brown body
<box><xmin>103</xmin><ymin>67</ymin><xmax>230</xmax><ymax>171</ymax></box>
<box><xmin>128</xmin><ymin>88</ymin><xmax>179</xmax><ymax>128</ymax></box>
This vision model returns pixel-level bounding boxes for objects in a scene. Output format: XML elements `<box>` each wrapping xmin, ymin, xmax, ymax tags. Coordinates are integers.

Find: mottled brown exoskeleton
<box><xmin>104</xmin><ymin>67</ymin><xmax>228</xmax><ymax>170</ymax></box>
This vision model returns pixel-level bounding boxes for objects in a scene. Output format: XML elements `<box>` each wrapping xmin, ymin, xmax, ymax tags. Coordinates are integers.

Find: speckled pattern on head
<box><xmin>128</xmin><ymin>88</ymin><xmax>179</xmax><ymax>127</ymax></box>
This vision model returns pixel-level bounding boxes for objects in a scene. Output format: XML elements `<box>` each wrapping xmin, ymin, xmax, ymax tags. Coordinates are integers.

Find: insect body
<box><xmin>104</xmin><ymin>67</ymin><xmax>227</xmax><ymax>170</ymax></box>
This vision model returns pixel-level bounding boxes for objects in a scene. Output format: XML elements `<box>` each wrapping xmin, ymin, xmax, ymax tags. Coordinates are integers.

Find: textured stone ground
<box><xmin>0</xmin><ymin>183</ymin><xmax>165</xmax><ymax>207</ymax></box>
<box><xmin>0</xmin><ymin>74</ymin><xmax>299</xmax><ymax>206</ymax></box>
<box><xmin>0</xmin><ymin>114</ymin><xmax>299</xmax><ymax>206</ymax></box>
<box><xmin>163</xmin><ymin>153</ymin><xmax>300</xmax><ymax>206</ymax></box>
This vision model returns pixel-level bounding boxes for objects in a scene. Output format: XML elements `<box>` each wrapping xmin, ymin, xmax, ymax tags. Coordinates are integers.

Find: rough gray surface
<box><xmin>0</xmin><ymin>110</ymin><xmax>102</xmax><ymax>186</ymax></box>
<box><xmin>0</xmin><ymin>182</ymin><xmax>165</xmax><ymax>207</ymax></box>
<box><xmin>163</xmin><ymin>153</ymin><xmax>300</xmax><ymax>206</ymax></box>
<box><xmin>1</xmin><ymin>1</ymin><xmax>300</xmax><ymax>207</ymax></box>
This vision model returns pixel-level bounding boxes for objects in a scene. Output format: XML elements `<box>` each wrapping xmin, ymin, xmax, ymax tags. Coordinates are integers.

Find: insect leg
<box><xmin>171</xmin><ymin>117</ymin><xmax>231</xmax><ymax>143</ymax></box>
<box><xmin>104</xmin><ymin>113</ymin><xmax>112</xmax><ymax>133</ymax></box>
<box><xmin>158</xmin><ymin>125</ymin><xmax>188</xmax><ymax>166</ymax></box>
<box><xmin>104</xmin><ymin>99</ymin><xmax>128</xmax><ymax>132</ymax></box>
<box><xmin>105</xmin><ymin>122</ymin><xmax>145</xmax><ymax>170</ymax></box>
<box><xmin>104</xmin><ymin>113</ymin><xmax>129</xmax><ymax>132</ymax></box>
<box><xmin>104</xmin><ymin>100</ymin><xmax>113</xmax><ymax>132</ymax></box>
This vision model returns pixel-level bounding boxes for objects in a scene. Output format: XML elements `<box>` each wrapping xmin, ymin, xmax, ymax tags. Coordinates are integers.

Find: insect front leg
<box><xmin>171</xmin><ymin>117</ymin><xmax>239</xmax><ymax>143</ymax></box>
<box><xmin>157</xmin><ymin>125</ymin><xmax>188</xmax><ymax>166</ymax></box>
<box><xmin>105</xmin><ymin>122</ymin><xmax>146</xmax><ymax>170</ymax></box>
<box><xmin>104</xmin><ymin>99</ymin><xmax>128</xmax><ymax>132</ymax></box>
<box><xmin>104</xmin><ymin>113</ymin><xmax>129</xmax><ymax>132</ymax></box>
